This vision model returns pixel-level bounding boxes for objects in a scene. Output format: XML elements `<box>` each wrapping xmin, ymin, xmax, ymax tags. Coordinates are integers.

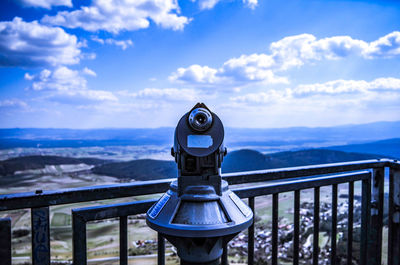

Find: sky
<box><xmin>0</xmin><ymin>0</ymin><xmax>399</xmax><ymax>129</ymax></box>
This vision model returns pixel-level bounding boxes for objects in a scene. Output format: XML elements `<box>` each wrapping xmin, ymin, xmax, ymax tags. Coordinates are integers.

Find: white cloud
<box><xmin>25</xmin><ymin>66</ymin><xmax>88</xmax><ymax>91</ymax></box>
<box><xmin>366</xmin><ymin>31</ymin><xmax>400</xmax><ymax>58</ymax></box>
<box><xmin>120</xmin><ymin>88</ymin><xmax>199</xmax><ymax>101</ymax></box>
<box><xmin>224</xmin><ymin>77</ymin><xmax>400</xmax><ymax>128</ymax></box>
<box><xmin>105</xmin><ymin>39</ymin><xmax>133</xmax><ymax>50</ymax></box>
<box><xmin>42</xmin><ymin>0</ymin><xmax>190</xmax><ymax>34</ymax></box>
<box><xmin>230</xmin><ymin>90</ymin><xmax>287</xmax><ymax>104</ymax></box>
<box><xmin>243</xmin><ymin>0</ymin><xmax>258</xmax><ymax>9</ymax></box>
<box><xmin>169</xmin><ymin>65</ymin><xmax>220</xmax><ymax>84</ymax></box>
<box><xmin>221</xmin><ymin>53</ymin><xmax>288</xmax><ymax>84</ymax></box>
<box><xmin>269</xmin><ymin>31</ymin><xmax>400</xmax><ymax>69</ymax></box>
<box><xmin>25</xmin><ymin>66</ymin><xmax>117</xmax><ymax>104</ymax></box>
<box><xmin>0</xmin><ymin>99</ymin><xmax>28</xmax><ymax>108</ymax></box>
<box><xmin>293</xmin><ymin>77</ymin><xmax>400</xmax><ymax>96</ymax></box>
<box><xmin>169</xmin><ymin>55</ymin><xmax>289</xmax><ymax>88</ymax></box>
<box><xmin>48</xmin><ymin>90</ymin><xmax>118</xmax><ymax>104</ymax></box>
<box><xmin>170</xmin><ymin>31</ymin><xmax>400</xmax><ymax>88</ymax></box>
<box><xmin>230</xmin><ymin>77</ymin><xmax>400</xmax><ymax>105</ymax></box>
<box><xmin>83</xmin><ymin>67</ymin><xmax>97</xmax><ymax>77</ymax></box>
<box><xmin>198</xmin><ymin>0</ymin><xmax>220</xmax><ymax>10</ymax></box>
<box><xmin>91</xmin><ymin>36</ymin><xmax>105</xmax><ymax>45</ymax></box>
<box><xmin>0</xmin><ymin>17</ymin><xmax>81</xmax><ymax>67</ymax></box>
<box><xmin>92</xmin><ymin>36</ymin><xmax>133</xmax><ymax>50</ymax></box>
<box><xmin>15</xmin><ymin>0</ymin><xmax>72</xmax><ymax>9</ymax></box>
<box><xmin>196</xmin><ymin>0</ymin><xmax>258</xmax><ymax>10</ymax></box>
<box><xmin>269</xmin><ymin>34</ymin><xmax>369</xmax><ymax>70</ymax></box>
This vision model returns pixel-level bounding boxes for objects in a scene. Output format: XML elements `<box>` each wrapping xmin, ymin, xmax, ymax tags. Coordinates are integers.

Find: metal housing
<box><xmin>146</xmin><ymin>103</ymin><xmax>253</xmax><ymax>264</ymax></box>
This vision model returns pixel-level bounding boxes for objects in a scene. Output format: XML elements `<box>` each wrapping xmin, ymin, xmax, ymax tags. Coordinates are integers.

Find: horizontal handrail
<box><xmin>0</xmin><ymin>159</ymin><xmax>398</xmax><ymax>211</ymax></box>
<box><xmin>223</xmin><ymin>159</ymin><xmax>392</xmax><ymax>184</ymax></box>
<box><xmin>233</xmin><ymin>170</ymin><xmax>370</xmax><ymax>198</ymax></box>
<box><xmin>70</xmin><ymin>170</ymin><xmax>370</xmax><ymax>221</ymax></box>
<box><xmin>73</xmin><ymin>199</ymin><xmax>157</xmax><ymax>222</ymax></box>
<box><xmin>0</xmin><ymin>178</ymin><xmax>173</xmax><ymax>211</ymax></box>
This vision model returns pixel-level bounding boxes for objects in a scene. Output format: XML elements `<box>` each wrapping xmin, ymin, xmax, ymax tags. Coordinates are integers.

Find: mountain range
<box><xmin>0</xmin><ymin>120</ymin><xmax>399</xmax><ymax>149</ymax></box>
<box><xmin>325</xmin><ymin>138</ymin><xmax>400</xmax><ymax>159</ymax></box>
<box><xmin>0</xmin><ymin>148</ymin><xmax>389</xmax><ymax>179</ymax></box>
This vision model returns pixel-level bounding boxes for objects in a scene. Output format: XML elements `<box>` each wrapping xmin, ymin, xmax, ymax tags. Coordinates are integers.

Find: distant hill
<box><xmin>226</xmin><ymin>120</ymin><xmax>400</xmax><ymax>147</ymax></box>
<box><xmin>1</xmin><ymin>148</ymin><xmax>390</xmax><ymax>178</ymax></box>
<box><xmin>324</xmin><ymin>138</ymin><xmax>400</xmax><ymax>159</ymax></box>
<box><xmin>0</xmin><ymin>155</ymin><xmax>110</xmax><ymax>176</ymax></box>
<box><xmin>0</xmin><ymin>128</ymin><xmax>174</xmax><ymax>149</ymax></box>
<box><xmin>221</xmin><ymin>149</ymin><xmax>384</xmax><ymax>173</ymax></box>
<box><xmin>0</xmin><ymin>121</ymin><xmax>399</xmax><ymax>149</ymax></box>
<box><xmin>92</xmin><ymin>149</ymin><xmax>384</xmax><ymax>179</ymax></box>
<box><xmin>91</xmin><ymin>159</ymin><xmax>176</xmax><ymax>181</ymax></box>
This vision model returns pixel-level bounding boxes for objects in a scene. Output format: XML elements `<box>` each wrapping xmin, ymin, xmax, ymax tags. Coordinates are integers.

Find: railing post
<box><xmin>389</xmin><ymin>166</ymin><xmax>400</xmax><ymax>265</ymax></box>
<box><xmin>158</xmin><ymin>233</ymin><xmax>165</xmax><ymax>265</ymax></box>
<box><xmin>0</xmin><ymin>218</ymin><xmax>12</xmax><ymax>265</ymax></box>
<box><xmin>347</xmin><ymin>181</ymin><xmax>354</xmax><ymax>265</ymax></box>
<box><xmin>293</xmin><ymin>190</ymin><xmax>300</xmax><ymax>265</ymax></box>
<box><xmin>313</xmin><ymin>187</ymin><xmax>320</xmax><ymax>265</ymax></box>
<box><xmin>360</xmin><ymin>177</ymin><xmax>371</xmax><ymax>265</ymax></box>
<box><xmin>248</xmin><ymin>197</ymin><xmax>255</xmax><ymax>265</ymax></box>
<box><xmin>368</xmin><ymin>167</ymin><xmax>384</xmax><ymax>265</ymax></box>
<box><xmin>73</xmin><ymin>211</ymin><xmax>87</xmax><ymax>265</ymax></box>
<box><xmin>272</xmin><ymin>193</ymin><xmax>278</xmax><ymax>265</ymax></box>
<box><xmin>331</xmin><ymin>184</ymin><xmax>338</xmax><ymax>265</ymax></box>
<box><xmin>120</xmin><ymin>216</ymin><xmax>128</xmax><ymax>265</ymax></box>
<box><xmin>31</xmin><ymin>206</ymin><xmax>50</xmax><ymax>265</ymax></box>
<box><xmin>221</xmin><ymin>244</ymin><xmax>228</xmax><ymax>265</ymax></box>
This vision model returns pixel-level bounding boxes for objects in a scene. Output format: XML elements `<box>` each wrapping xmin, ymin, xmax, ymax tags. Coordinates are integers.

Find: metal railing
<box><xmin>1</xmin><ymin>159</ymin><xmax>400</xmax><ymax>265</ymax></box>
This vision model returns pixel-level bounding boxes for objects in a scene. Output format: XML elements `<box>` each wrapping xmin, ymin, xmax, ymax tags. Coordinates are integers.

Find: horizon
<box><xmin>1</xmin><ymin>0</ymin><xmax>400</xmax><ymax>128</ymax></box>
<box><xmin>0</xmin><ymin>119</ymin><xmax>399</xmax><ymax>130</ymax></box>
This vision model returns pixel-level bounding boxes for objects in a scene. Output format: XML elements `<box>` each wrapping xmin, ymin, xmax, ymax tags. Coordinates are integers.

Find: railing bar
<box><xmin>157</xmin><ymin>233</ymin><xmax>165</xmax><ymax>265</ymax></box>
<box><xmin>0</xmin><ymin>218</ymin><xmax>11</xmax><ymax>265</ymax></box>
<box><xmin>293</xmin><ymin>190</ymin><xmax>300</xmax><ymax>265</ymax></box>
<box><xmin>347</xmin><ymin>181</ymin><xmax>354</xmax><ymax>265</ymax></box>
<box><xmin>72</xmin><ymin>213</ymin><xmax>87</xmax><ymax>265</ymax></box>
<box><xmin>272</xmin><ymin>193</ymin><xmax>278</xmax><ymax>265</ymax></box>
<box><xmin>360</xmin><ymin>177</ymin><xmax>370</xmax><ymax>265</ymax></box>
<box><xmin>222</xmin><ymin>244</ymin><xmax>228</xmax><ymax>265</ymax></box>
<box><xmin>0</xmin><ymin>160</ymin><xmax>391</xmax><ymax>212</ymax></box>
<box><xmin>120</xmin><ymin>216</ymin><xmax>128</xmax><ymax>265</ymax></box>
<box><xmin>248</xmin><ymin>197</ymin><xmax>255</xmax><ymax>265</ymax></box>
<box><xmin>31</xmin><ymin>206</ymin><xmax>50</xmax><ymax>265</ymax></box>
<box><xmin>74</xmin><ymin>199</ymin><xmax>157</xmax><ymax>221</ymax></box>
<box><xmin>224</xmin><ymin>159</ymin><xmax>390</xmax><ymax>185</ymax></box>
<box><xmin>0</xmin><ymin>179</ymin><xmax>172</xmax><ymax>211</ymax></box>
<box><xmin>331</xmin><ymin>184</ymin><xmax>338</xmax><ymax>265</ymax></box>
<box><xmin>234</xmin><ymin>171</ymin><xmax>370</xmax><ymax>199</ymax></box>
<box><xmin>313</xmin><ymin>187</ymin><xmax>320</xmax><ymax>265</ymax></box>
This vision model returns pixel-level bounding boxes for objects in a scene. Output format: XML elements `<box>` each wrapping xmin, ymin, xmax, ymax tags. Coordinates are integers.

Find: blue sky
<box><xmin>0</xmin><ymin>0</ymin><xmax>399</xmax><ymax>128</ymax></box>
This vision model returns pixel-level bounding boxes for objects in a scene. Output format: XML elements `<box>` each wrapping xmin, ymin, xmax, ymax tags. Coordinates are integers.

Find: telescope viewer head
<box><xmin>172</xmin><ymin>103</ymin><xmax>227</xmax><ymax>194</ymax></box>
<box><xmin>173</xmin><ymin>103</ymin><xmax>225</xmax><ymax>158</ymax></box>
<box><xmin>188</xmin><ymin>107</ymin><xmax>213</xmax><ymax>132</ymax></box>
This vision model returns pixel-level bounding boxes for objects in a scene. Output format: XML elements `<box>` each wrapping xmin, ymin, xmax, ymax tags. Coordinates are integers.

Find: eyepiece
<box><xmin>188</xmin><ymin>108</ymin><xmax>213</xmax><ymax>132</ymax></box>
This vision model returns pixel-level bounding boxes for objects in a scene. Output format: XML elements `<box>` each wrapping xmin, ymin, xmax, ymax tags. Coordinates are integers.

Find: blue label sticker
<box><xmin>187</xmin><ymin>135</ymin><xmax>213</xmax><ymax>148</ymax></box>
<box><xmin>148</xmin><ymin>193</ymin><xmax>170</xmax><ymax>219</ymax></box>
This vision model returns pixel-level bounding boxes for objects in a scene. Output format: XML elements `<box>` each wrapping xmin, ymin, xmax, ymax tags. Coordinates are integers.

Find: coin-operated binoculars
<box><xmin>146</xmin><ymin>103</ymin><xmax>253</xmax><ymax>265</ymax></box>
